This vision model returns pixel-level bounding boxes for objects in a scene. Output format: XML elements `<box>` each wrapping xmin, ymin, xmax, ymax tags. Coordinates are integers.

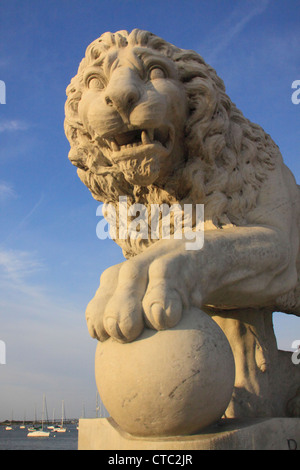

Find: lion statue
<box><xmin>65</xmin><ymin>29</ymin><xmax>300</xmax><ymax>418</ymax></box>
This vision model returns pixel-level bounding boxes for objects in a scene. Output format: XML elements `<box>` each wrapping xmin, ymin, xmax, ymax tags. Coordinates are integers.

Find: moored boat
<box><xmin>27</xmin><ymin>429</ymin><xmax>50</xmax><ymax>437</ymax></box>
<box><xmin>27</xmin><ymin>394</ymin><xmax>49</xmax><ymax>438</ymax></box>
<box><xmin>52</xmin><ymin>400</ymin><xmax>66</xmax><ymax>433</ymax></box>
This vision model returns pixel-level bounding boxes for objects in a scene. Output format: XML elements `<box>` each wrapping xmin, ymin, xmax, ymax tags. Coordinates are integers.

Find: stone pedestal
<box><xmin>78</xmin><ymin>417</ymin><xmax>300</xmax><ymax>450</ymax></box>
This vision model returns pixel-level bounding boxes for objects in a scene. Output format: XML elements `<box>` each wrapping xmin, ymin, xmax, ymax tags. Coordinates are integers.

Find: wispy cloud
<box><xmin>0</xmin><ymin>181</ymin><xmax>17</xmax><ymax>202</ymax></box>
<box><xmin>0</xmin><ymin>249</ymin><xmax>45</xmax><ymax>298</ymax></box>
<box><xmin>1</xmin><ymin>193</ymin><xmax>44</xmax><ymax>245</ymax></box>
<box><xmin>0</xmin><ymin>249</ymin><xmax>42</xmax><ymax>278</ymax></box>
<box><xmin>0</xmin><ymin>119</ymin><xmax>29</xmax><ymax>133</ymax></box>
<box><xmin>199</xmin><ymin>0</ymin><xmax>270</xmax><ymax>63</ymax></box>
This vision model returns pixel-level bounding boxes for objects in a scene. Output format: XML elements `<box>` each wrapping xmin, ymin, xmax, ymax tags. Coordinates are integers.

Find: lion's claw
<box><xmin>103</xmin><ymin>291</ymin><xmax>145</xmax><ymax>342</ymax></box>
<box><xmin>103</xmin><ymin>310</ymin><xmax>144</xmax><ymax>343</ymax></box>
<box><xmin>143</xmin><ymin>287</ymin><xmax>183</xmax><ymax>330</ymax></box>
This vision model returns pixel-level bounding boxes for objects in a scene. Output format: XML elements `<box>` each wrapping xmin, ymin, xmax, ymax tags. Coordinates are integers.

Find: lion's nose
<box><xmin>105</xmin><ymin>89</ymin><xmax>139</xmax><ymax>110</ymax></box>
<box><xmin>104</xmin><ymin>69</ymin><xmax>140</xmax><ymax>115</ymax></box>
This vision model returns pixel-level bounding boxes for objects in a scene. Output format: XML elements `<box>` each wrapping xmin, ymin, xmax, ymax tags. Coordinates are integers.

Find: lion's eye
<box><xmin>149</xmin><ymin>67</ymin><xmax>166</xmax><ymax>80</ymax></box>
<box><xmin>87</xmin><ymin>76</ymin><xmax>104</xmax><ymax>90</ymax></box>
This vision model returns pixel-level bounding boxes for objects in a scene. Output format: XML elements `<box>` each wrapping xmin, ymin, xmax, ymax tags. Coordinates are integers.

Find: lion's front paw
<box><xmin>101</xmin><ymin>249</ymin><xmax>191</xmax><ymax>343</ymax></box>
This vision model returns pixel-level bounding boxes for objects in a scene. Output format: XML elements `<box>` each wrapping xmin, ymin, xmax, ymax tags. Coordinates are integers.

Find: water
<box><xmin>0</xmin><ymin>424</ymin><xmax>78</xmax><ymax>450</ymax></box>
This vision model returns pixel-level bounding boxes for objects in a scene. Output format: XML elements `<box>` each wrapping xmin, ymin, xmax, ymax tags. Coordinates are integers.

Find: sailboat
<box><xmin>27</xmin><ymin>395</ymin><xmax>50</xmax><ymax>437</ymax></box>
<box><xmin>27</xmin><ymin>405</ymin><xmax>39</xmax><ymax>432</ymax></box>
<box><xmin>5</xmin><ymin>411</ymin><xmax>13</xmax><ymax>430</ymax></box>
<box><xmin>20</xmin><ymin>413</ymin><xmax>26</xmax><ymax>429</ymax></box>
<box><xmin>53</xmin><ymin>400</ymin><xmax>66</xmax><ymax>433</ymax></box>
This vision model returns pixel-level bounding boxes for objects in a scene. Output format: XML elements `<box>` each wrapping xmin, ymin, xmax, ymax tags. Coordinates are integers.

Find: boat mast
<box><xmin>41</xmin><ymin>394</ymin><xmax>46</xmax><ymax>431</ymax></box>
<box><xmin>61</xmin><ymin>400</ymin><xmax>65</xmax><ymax>427</ymax></box>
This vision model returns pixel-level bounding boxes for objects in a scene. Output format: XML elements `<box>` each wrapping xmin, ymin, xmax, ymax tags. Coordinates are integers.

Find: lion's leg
<box><xmin>101</xmin><ymin>225</ymin><xmax>294</xmax><ymax>343</ymax></box>
<box><xmin>209</xmin><ymin>310</ymin><xmax>300</xmax><ymax>418</ymax></box>
<box><xmin>210</xmin><ymin>309</ymin><xmax>281</xmax><ymax>417</ymax></box>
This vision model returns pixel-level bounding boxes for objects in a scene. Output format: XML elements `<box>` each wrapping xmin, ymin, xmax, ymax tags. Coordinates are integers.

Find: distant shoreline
<box><xmin>0</xmin><ymin>420</ymin><xmax>78</xmax><ymax>426</ymax></box>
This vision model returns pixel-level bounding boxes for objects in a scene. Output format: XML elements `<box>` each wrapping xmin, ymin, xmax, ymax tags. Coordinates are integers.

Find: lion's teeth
<box><xmin>141</xmin><ymin>130</ymin><xmax>151</xmax><ymax>145</ymax></box>
<box><xmin>111</xmin><ymin>139</ymin><xmax>120</xmax><ymax>152</ymax></box>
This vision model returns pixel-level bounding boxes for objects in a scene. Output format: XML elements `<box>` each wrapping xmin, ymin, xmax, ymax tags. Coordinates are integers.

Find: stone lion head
<box><xmin>65</xmin><ymin>29</ymin><xmax>279</xmax><ymax>257</ymax></box>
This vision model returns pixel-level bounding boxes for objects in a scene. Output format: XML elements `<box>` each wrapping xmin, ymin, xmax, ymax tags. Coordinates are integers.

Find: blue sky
<box><xmin>0</xmin><ymin>0</ymin><xmax>299</xmax><ymax>421</ymax></box>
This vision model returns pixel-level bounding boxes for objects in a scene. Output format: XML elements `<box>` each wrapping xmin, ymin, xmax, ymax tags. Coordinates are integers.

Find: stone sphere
<box><xmin>95</xmin><ymin>308</ymin><xmax>235</xmax><ymax>437</ymax></box>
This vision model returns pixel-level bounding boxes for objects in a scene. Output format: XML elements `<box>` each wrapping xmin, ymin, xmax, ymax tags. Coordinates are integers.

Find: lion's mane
<box><xmin>64</xmin><ymin>29</ymin><xmax>280</xmax><ymax>258</ymax></box>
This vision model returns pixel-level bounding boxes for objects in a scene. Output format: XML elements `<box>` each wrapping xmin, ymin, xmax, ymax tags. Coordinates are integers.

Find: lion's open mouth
<box><xmin>101</xmin><ymin>126</ymin><xmax>174</xmax><ymax>160</ymax></box>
